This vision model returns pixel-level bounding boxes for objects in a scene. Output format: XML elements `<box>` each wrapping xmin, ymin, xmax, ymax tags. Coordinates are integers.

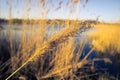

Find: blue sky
<box><xmin>0</xmin><ymin>0</ymin><xmax>120</xmax><ymax>23</ymax></box>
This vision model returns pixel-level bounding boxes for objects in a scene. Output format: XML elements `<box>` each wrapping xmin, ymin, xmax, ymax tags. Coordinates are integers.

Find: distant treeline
<box><xmin>0</xmin><ymin>18</ymin><xmax>99</xmax><ymax>25</ymax></box>
<box><xmin>0</xmin><ymin>19</ymin><xmax>8</xmax><ymax>24</ymax></box>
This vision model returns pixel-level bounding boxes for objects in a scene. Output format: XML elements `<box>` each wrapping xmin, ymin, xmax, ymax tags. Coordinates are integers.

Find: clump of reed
<box><xmin>88</xmin><ymin>24</ymin><xmax>120</xmax><ymax>54</ymax></box>
<box><xmin>0</xmin><ymin>0</ymin><xmax>116</xmax><ymax>80</ymax></box>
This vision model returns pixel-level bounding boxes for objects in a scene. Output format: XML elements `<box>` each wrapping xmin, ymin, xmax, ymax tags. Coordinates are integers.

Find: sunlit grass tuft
<box><xmin>89</xmin><ymin>24</ymin><xmax>120</xmax><ymax>54</ymax></box>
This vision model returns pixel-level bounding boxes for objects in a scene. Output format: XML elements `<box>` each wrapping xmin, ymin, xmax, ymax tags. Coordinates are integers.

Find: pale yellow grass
<box><xmin>89</xmin><ymin>24</ymin><xmax>120</xmax><ymax>54</ymax></box>
<box><xmin>5</xmin><ymin>20</ymin><xmax>83</xmax><ymax>80</ymax></box>
<box><xmin>3</xmin><ymin>0</ymin><xmax>111</xmax><ymax>80</ymax></box>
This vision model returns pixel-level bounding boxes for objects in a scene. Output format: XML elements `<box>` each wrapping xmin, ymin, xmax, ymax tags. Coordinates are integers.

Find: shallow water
<box><xmin>0</xmin><ymin>24</ymin><xmax>64</xmax><ymax>40</ymax></box>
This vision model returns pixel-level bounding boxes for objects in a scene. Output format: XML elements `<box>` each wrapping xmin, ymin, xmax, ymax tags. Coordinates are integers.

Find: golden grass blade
<box><xmin>41</xmin><ymin>48</ymin><xmax>94</xmax><ymax>79</ymax></box>
<box><xmin>5</xmin><ymin>23</ymin><xmax>91</xmax><ymax>80</ymax></box>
